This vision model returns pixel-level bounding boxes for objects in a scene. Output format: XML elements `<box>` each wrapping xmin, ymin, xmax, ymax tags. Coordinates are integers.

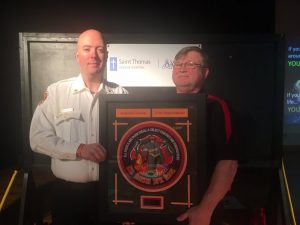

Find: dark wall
<box><xmin>0</xmin><ymin>1</ymin><xmax>276</xmax><ymax>169</ymax></box>
<box><xmin>276</xmin><ymin>0</ymin><xmax>300</xmax><ymax>35</ymax></box>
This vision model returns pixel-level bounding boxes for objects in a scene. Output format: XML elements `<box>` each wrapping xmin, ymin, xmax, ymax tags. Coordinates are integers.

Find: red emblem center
<box><xmin>117</xmin><ymin>121</ymin><xmax>187</xmax><ymax>192</ymax></box>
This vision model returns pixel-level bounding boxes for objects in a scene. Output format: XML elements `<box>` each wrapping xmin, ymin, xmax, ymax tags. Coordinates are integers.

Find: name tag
<box><xmin>60</xmin><ymin>108</ymin><xmax>74</xmax><ymax>113</ymax></box>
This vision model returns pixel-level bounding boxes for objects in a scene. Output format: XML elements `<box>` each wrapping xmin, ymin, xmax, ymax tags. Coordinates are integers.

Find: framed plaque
<box><xmin>98</xmin><ymin>93</ymin><xmax>207</xmax><ymax>225</ymax></box>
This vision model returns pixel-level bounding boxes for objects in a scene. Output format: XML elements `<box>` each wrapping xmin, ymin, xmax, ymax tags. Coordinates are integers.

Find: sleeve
<box><xmin>207</xmin><ymin>95</ymin><xmax>239</xmax><ymax>162</ymax></box>
<box><xmin>29</xmin><ymin>86</ymin><xmax>80</xmax><ymax>160</ymax></box>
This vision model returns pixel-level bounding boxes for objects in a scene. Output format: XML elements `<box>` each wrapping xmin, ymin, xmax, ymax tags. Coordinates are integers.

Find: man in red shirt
<box><xmin>172</xmin><ymin>46</ymin><xmax>239</xmax><ymax>225</ymax></box>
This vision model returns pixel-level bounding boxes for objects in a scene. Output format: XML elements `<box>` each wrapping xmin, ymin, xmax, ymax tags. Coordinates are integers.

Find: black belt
<box><xmin>54</xmin><ymin>178</ymin><xmax>98</xmax><ymax>192</ymax></box>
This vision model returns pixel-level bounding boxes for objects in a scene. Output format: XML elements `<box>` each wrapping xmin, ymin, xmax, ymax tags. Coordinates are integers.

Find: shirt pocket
<box><xmin>55</xmin><ymin>110</ymin><xmax>83</xmax><ymax>142</ymax></box>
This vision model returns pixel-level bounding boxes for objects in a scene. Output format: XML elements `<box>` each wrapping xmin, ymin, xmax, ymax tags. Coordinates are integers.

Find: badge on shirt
<box><xmin>39</xmin><ymin>90</ymin><xmax>48</xmax><ymax>105</ymax></box>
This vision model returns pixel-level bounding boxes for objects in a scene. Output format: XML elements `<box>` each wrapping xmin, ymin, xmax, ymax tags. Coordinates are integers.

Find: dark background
<box><xmin>0</xmin><ymin>0</ymin><xmax>298</xmax><ymax>168</ymax></box>
<box><xmin>1</xmin><ymin>1</ymin><xmax>300</xmax><ymax>224</ymax></box>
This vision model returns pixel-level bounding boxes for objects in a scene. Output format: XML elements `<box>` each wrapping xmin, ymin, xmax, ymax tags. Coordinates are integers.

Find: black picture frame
<box><xmin>98</xmin><ymin>92</ymin><xmax>207</xmax><ymax>225</ymax></box>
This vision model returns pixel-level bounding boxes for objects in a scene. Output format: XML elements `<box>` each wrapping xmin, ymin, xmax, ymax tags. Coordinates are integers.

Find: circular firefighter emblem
<box><xmin>117</xmin><ymin>121</ymin><xmax>187</xmax><ymax>192</ymax></box>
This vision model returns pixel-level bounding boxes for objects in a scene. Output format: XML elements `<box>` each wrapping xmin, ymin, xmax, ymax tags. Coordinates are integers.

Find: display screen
<box><xmin>283</xmin><ymin>35</ymin><xmax>300</xmax><ymax>146</ymax></box>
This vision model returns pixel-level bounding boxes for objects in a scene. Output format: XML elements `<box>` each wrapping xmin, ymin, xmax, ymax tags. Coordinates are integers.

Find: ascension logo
<box><xmin>117</xmin><ymin>121</ymin><xmax>187</xmax><ymax>192</ymax></box>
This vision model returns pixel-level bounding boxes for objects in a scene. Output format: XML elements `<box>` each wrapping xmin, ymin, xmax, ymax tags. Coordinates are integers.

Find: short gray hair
<box><xmin>174</xmin><ymin>46</ymin><xmax>209</xmax><ymax>67</ymax></box>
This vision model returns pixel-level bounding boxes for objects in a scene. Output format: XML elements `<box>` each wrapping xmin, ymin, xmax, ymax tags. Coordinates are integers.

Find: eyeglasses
<box><xmin>173</xmin><ymin>61</ymin><xmax>205</xmax><ymax>69</ymax></box>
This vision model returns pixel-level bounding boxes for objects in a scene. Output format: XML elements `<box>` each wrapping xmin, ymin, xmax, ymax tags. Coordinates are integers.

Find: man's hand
<box><xmin>177</xmin><ymin>204</ymin><xmax>212</xmax><ymax>225</ymax></box>
<box><xmin>78</xmin><ymin>143</ymin><xmax>107</xmax><ymax>162</ymax></box>
<box><xmin>176</xmin><ymin>160</ymin><xmax>238</xmax><ymax>225</ymax></box>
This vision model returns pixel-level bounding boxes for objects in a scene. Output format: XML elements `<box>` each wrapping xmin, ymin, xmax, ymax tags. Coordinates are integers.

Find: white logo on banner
<box><xmin>110</xmin><ymin>57</ymin><xmax>118</xmax><ymax>71</ymax></box>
